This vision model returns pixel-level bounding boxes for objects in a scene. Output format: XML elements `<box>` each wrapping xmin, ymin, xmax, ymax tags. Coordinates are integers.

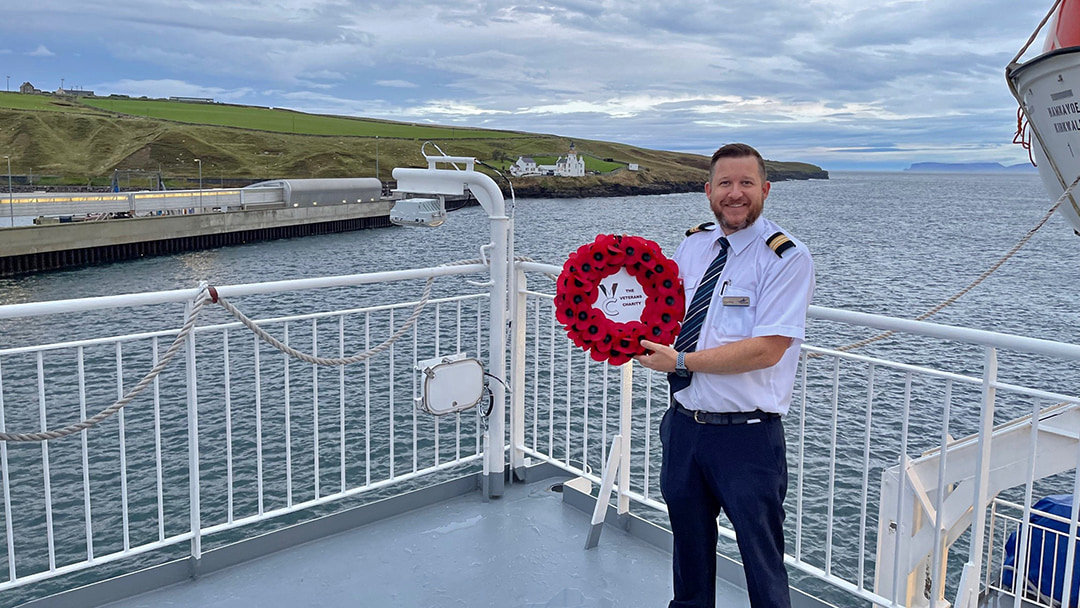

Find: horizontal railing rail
<box><xmin>0</xmin><ymin>264</ymin><xmax>488</xmax><ymax>321</ymax></box>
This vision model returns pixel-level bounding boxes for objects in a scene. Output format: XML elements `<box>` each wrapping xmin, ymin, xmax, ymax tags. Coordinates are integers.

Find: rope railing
<box><xmin>0</xmin><ymin>287</ymin><xmax>215</xmax><ymax>442</ymax></box>
<box><xmin>212</xmin><ymin>277</ymin><xmax>434</xmax><ymax>367</ymax></box>
<box><xmin>0</xmin><ymin>259</ymin><xmax>498</xmax><ymax>442</ymax></box>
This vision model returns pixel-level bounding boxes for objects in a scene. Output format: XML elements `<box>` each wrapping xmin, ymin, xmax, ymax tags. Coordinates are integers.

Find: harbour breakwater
<box><xmin>0</xmin><ymin>202</ymin><xmax>393</xmax><ymax>277</ymax></box>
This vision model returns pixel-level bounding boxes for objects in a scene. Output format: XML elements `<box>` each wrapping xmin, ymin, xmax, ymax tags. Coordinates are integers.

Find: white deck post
<box><xmin>184</xmin><ymin>297</ymin><xmax>202</xmax><ymax>567</ymax></box>
<box><xmin>392</xmin><ymin>157</ymin><xmax>510</xmax><ymax>498</ymax></box>
<box><xmin>510</xmin><ymin>267</ymin><xmax>528</xmax><ymax>479</ymax></box>
<box><xmin>954</xmin><ymin>346</ymin><xmax>997</xmax><ymax>608</ymax></box>
<box><xmin>618</xmin><ymin>361</ymin><xmax>632</xmax><ymax>514</ymax></box>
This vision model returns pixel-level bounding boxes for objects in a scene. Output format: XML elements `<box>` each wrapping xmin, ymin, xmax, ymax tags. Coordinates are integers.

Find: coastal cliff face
<box><xmin>508</xmin><ymin>178</ymin><xmax>702</xmax><ymax>198</ymax></box>
<box><xmin>503</xmin><ymin>162</ymin><xmax>829</xmax><ymax>198</ymax></box>
<box><xmin>768</xmin><ymin>167</ymin><xmax>831</xmax><ymax>181</ymax></box>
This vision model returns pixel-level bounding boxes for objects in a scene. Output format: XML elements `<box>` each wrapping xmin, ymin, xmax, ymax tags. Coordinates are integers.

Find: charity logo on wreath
<box><xmin>554</xmin><ymin>234</ymin><xmax>685</xmax><ymax>366</ymax></box>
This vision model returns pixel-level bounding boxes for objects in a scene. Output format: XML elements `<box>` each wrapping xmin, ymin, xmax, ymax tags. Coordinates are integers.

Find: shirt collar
<box><xmin>718</xmin><ymin>218</ymin><xmax>766</xmax><ymax>255</ymax></box>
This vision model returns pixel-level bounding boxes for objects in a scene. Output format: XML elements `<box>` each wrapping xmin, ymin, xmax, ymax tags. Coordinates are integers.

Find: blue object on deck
<box><xmin>1002</xmin><ymin>494</ymin><xmax>1080</xmax><ymax>606</ymax></box>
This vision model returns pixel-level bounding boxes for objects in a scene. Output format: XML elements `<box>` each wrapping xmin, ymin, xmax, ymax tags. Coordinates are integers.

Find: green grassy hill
<box><xmin>0</xmin><ymin>92</ymin><xmax>827</xmax><ymax>196</ymax></box>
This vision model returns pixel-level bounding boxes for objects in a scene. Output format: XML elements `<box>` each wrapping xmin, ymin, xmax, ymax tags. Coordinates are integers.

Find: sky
<box><xmin>0</xmin><ymin>0</ymin><xmax>1060</xmax><ymax>171</ymax></box>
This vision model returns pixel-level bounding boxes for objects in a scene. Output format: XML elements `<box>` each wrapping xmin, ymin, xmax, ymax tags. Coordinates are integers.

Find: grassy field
<box><xmin>80</xmin><ymin>97</ymin><xmax>524</xmax><ymax>139</ymax></box>
<box><xmin>584</xmin><ymin>157</ymin><xmax>625</xmax><ymax>172</ymax></box>
<box><xmin>0</xmin><ymin>93</ymin><xmax>825</xmax><ymax>193</ymax></box>
<box><xmin>0</xmin><ymin>91</ymin><xmax>104</xmax><ymax>113</ymax></box>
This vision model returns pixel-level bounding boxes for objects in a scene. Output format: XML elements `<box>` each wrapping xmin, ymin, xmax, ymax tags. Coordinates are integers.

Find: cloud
<box><xmin>96</xmin><ymin>78</ymin><xmax>254</xmax><ymax>102</ymax></box>
<box><xmin>376</xmin><ymin>80</ymin><xmax>419</xmax><ymax>88</ymax></box>
<box><xmin>0</xmin><ymin>0</ymin><xmax>1055</xmax><ymax>168</ymax></box>
<box><xmin>27</xmin><ymin>44</ymin><xmax>54</xmax><ymax>57</ymax></box>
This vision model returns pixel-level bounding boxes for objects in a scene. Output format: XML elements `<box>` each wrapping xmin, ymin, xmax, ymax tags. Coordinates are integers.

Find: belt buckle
<box><xmin>693</xmin><ymin>410</ymin><xmax>707</xmax><ymax>424</ymax></box>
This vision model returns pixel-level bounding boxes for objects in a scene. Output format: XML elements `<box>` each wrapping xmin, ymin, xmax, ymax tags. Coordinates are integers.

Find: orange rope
<box><xmin>1013</xmin><ymin>106</ymin><xmax>1037</xmax><ymax>167</ymax></box>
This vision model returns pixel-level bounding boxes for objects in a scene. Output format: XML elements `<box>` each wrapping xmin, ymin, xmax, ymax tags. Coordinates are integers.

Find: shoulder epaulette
<box><xmin>766</xmin><ymin>231</ymin><xmax>796</xmax><ymax>257</ymax></box>
<box><xmin>685</xmin><ymin>222</ymin><xmax>715</xmax><ymax>237</ymax></box>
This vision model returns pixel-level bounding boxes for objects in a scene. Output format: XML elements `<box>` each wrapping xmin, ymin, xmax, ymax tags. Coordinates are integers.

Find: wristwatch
<box><xmin>675</xmin><ymin>351</ymin><xmax>689</xmax><ymax>377</ymax></box>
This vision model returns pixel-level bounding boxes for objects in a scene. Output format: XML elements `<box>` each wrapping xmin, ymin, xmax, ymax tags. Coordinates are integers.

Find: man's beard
<box><xmin>715</xmin><ymin>206</ymin><xmax>761</xmax><ymax>232</ymax></box>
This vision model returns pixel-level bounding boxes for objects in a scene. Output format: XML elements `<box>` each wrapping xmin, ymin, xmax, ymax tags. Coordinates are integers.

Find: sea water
<box><xmin>0</xmin><ymin>171</ymin><xmax>1078</xmax><ymax>605</ymax></box>
<box><xmin>5</xmin><ymin>171</ymin><xmax>1076</xmax><ymax>341</ymax></box>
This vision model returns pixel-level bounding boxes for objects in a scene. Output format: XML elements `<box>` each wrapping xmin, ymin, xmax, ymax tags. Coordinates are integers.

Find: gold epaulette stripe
<box><xmin>766</xmin><ymin>232</ymin><xmax>795</xmax><ymax>257</ymax></box>
<box><xmin>685</xmin><ymin>222</ymin><xmax>715</xmax><ymax>237</ymax></box>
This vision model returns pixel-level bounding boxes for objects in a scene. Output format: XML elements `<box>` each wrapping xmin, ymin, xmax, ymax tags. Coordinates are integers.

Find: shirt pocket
<box><xmin>712</xmin><ymin>287</ymin><xmax>756</xmax><ymax>338</ymax></box>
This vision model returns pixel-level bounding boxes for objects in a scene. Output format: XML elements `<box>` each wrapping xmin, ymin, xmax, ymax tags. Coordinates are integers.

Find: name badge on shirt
<box><xmin>722</xmin><ymin>296</ymin><xmax>750</xmax><ymax>307</ymax></box>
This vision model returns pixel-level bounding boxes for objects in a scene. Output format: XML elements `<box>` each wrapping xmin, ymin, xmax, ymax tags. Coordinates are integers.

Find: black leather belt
<box><xmin>674</xmin><ymin>403</ymin><xmax>779</xmax><ymax>425</ymax></box>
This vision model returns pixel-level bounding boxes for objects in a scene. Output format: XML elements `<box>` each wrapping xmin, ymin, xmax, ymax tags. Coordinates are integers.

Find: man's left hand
<box><xmin>635</xmin><ymin>339</ymin><xmax>676</xmax><ymax>372</ymax></box>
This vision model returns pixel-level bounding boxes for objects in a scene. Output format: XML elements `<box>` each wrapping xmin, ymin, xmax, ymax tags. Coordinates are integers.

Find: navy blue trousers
<box><xmin>659</xmin><ymin>407</ymin><xmax>791</xmax><ymax>608</ymax></box>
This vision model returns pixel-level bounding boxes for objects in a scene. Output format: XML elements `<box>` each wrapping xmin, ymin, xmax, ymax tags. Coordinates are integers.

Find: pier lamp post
<box><xmin>375</xmin><ymin>136</ymin><xmax>379</xmax><ymax>182</ymax></box>
<box><xmin>3</xmin><ymin>155</ymin><xmax>12</xmax><ymax>228</ymax></box>
<box><xmin>194</xmin><ymin>158</ymin><xmax>203</xmax><ymax>212</ymax></box>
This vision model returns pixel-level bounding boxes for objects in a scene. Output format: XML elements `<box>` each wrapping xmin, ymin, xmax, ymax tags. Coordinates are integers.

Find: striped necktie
<box><xmin>669</xmin><ymin>236</ymin><xmax>729</xmax><ymax>394</ymax></box>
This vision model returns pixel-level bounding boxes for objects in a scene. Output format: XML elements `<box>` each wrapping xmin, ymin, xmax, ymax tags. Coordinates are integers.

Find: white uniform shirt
<box><xmin>672</xmin><ymin>217</ymin><xmax>815</xmax><ymax>415</ymax></box>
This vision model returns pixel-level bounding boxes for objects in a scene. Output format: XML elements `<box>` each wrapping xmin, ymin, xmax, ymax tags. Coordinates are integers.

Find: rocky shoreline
<box><xmin>503</xmin><ymin>167</ymin><xmax>829</xmax><ymax>199</ymax></box>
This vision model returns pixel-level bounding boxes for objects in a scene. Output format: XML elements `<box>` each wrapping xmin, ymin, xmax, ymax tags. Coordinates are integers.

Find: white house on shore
<box><xmin>510</xmin><ymin>145</ymin><xmax>586</xmax><ymax>178</ymax></box>
<box><xmin>511</xmin><ymin>157</ymin><xmax>539</xmax><ymax>176</ymax></box>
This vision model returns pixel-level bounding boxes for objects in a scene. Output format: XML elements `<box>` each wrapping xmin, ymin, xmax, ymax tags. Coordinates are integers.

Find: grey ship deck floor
<box><xmin>100</xmin><ymin>476</ymin><xmax>750</xmax><ymax>608</ymax></box>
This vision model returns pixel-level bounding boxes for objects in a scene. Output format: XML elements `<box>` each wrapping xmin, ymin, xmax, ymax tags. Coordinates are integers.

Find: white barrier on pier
<box><xmin>5</xmin><ymin>187</ymin><xmax>285</xmax><ymax>218</ymax></box>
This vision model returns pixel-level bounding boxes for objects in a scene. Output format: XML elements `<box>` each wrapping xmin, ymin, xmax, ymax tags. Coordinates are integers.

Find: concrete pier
<box><xmin>0</xmin><ymin>201</ymin><xmax>393</xmax><ymax>277</ymax></box>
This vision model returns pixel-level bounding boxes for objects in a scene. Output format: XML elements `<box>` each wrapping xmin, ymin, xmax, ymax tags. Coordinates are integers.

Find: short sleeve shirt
<box><xmin>671</xmin><ymin>217</ymin><xmax>815</xmax><ymax>415</ymax></box>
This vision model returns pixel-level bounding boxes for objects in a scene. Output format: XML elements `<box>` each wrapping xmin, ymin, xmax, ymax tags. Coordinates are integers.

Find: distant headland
<box><xmin>903</xmin><ymin>162</ymin><xmax>1037</xmax><ymax>173</ymax></box>
<box><xmin>0</xmin><ymin>91</ymin><xmax>827</xmax><ymax>199</ymax></box>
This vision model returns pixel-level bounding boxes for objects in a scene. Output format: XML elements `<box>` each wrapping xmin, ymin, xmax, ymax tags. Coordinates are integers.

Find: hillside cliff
<box><xmin>0</xmin><ymin>97</ymin><xmax>828</xmax><ymax>197</ymax></box>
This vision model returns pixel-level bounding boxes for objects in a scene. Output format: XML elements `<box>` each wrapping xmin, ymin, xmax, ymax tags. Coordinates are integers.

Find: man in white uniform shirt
<box><xmin>637</xmin><ymin>143</ymin><xmax>815</xmax><ymax>608</ymax></box>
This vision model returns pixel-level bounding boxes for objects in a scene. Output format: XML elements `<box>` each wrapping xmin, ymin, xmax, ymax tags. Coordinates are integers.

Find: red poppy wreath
<box><xmin>554</xmin><ymin>234</ymin><xmax>685</xmax><ymax>366</ymax></box>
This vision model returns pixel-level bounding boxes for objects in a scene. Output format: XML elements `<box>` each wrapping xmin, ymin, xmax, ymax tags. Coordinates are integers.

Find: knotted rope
<box><xmin>0</xmin><ymin>260</ymin><xmax>497</xmax><ymax>442</ymax></box>
<box><xmin>0</xmin><ymin>287</ymin><xmax>215</xmax><ymax>442</ymax></box>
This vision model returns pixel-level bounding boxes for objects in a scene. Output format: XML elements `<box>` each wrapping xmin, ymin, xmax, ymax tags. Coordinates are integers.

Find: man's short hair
<box><xmin>710</xmin><ymin>143</ymin><xmax>767</xmax><ymax>182</ymax></box>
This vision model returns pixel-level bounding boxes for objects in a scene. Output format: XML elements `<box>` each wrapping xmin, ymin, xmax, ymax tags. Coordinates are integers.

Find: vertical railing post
<box><xmin>1061</xmin><ymin>441</ymin><xmax>1080</xmax><ymax>608</ymax></box>
<box><xmin>509</xmin><ymin>267</ymin><xmax>528</xmax><ymax>480</ymax></box>
<box><xmin>617</xmin><ymin>361</ymin><xmax>632</xmax><ymax>515</ymax></box>
<box><xmin>0</xmin><ymin>361</ymin><xmax>13</xmax><ymax>583</ymax></box>
<box><xmin>184</xmin><ymin>298</ymin><xmax>202</xmax><ymax>568</ymax></box>
<box><xmin>484</xmin><ymin>213</ymin><xmax>510</xmax><ymax>498</ymax></box>
<box><xmin>955</xmin><ymin>346</ymin><xmax>997</xmax><ymax>608</ymax></box>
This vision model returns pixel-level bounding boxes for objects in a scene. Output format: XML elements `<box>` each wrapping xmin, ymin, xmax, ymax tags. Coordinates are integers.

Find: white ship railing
<box><xmin>512</xmin><ymin>261</ymin><xmax>1080</xmax><ymax>608</ymax></box>
<box><xmin>1</xmin><ymin>261</ymin><xmax>1079</xmax><ymax>608</ymax></box>
<box><xmin>987</xmin><ymin>497</ymin><xmax>1079</xmax><ymax>608</ymax></box>
<box><xmin>0</xmin><ymin>264</ymin><xmax>491</xmax><ymax>597</ymax></box>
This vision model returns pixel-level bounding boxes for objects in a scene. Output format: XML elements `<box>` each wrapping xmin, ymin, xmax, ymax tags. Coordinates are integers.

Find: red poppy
<box><xmin>604</xmin><ymin>235</ymin><xmax>628</xmax><ymax>266</ymax></box>
<box><xmin>644</xmin><ymin>304</ymin><xmax>682</xmax><ymax>334</ymax></box>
